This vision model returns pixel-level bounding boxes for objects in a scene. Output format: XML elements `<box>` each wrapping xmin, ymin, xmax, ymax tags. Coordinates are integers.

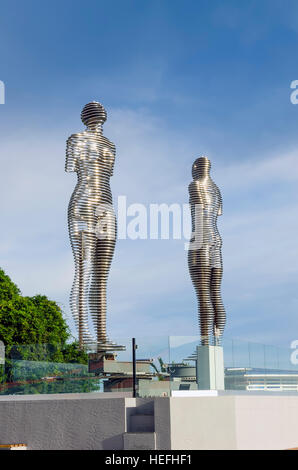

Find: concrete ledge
<box><xmin>172</xmin><ymin>390</ymin><xmax>218</xmax><ymax>397</ymax></box>
<box><xmin>0</xmin><ymin>392</ymin><xmax>132</xmax><ymax>401</ymax></box>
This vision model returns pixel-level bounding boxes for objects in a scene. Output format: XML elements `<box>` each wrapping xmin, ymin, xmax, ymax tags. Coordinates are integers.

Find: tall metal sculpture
<box><xmin>66</xmin><ymin>101</ymin><xmax>122</xmax><ymax>352</ymax></box>
<box><xmin>188</xmin><ymin>156</ymin><xmax>226</xmax><ymax>345</ymax></box>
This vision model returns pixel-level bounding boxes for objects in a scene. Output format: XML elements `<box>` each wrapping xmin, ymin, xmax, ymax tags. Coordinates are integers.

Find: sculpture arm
<box><xmin>218</xmin><ymin>189</ymin><xmax>223</xmax><ymax>216</ymax></box>
<box><xmin>65</xmin><ymin>135</ymin><xmax>78</xmax><ymax>173</ymax></box>
<box><xmin>189</xmin><ymin>182</ymin><xmax>204</xmax><ymax>236</ymax></box>
<box><xmin>188</xmin><ymin>182</ymin><xmax>203</xmax><ymax>205</ymax></box>
<box><xmin>106</xmin><ymin>143</ymin><xmax>116</xmax><ymax>176</ymax></box>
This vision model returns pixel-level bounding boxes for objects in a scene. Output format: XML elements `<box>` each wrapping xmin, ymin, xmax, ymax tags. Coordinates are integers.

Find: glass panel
<box><xmin>168</xmin><ymin>336</ymin><xmax>200</xmax><ymax>394</ymax></box>
<box><xmin>0</xmin><ymin>343</ymin><xmax>100</xmax><ymax>395</ymax></box>
<box><xmin>133</xmin><ymin>336</ymin><xmax>170</xmax><ymax>398</ymax></box>
<box><xmin>0</xmin><ymin>338</ymin><xmax>172</xmax><ymax>397</ymax></box>
<box><xmin>167</xmin><ymin>336</ymin><xmax>298</xmax><ymax>395</ymax></box>
<box><xmin>1</xmin><ymin>337</ymin><xmax>298</xmax><ymax>396</ymax></box>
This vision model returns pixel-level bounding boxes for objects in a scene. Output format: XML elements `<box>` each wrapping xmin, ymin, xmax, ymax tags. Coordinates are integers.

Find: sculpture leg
<box><xmin>211</xmin><ymin>267</ymin><xmax>226</xmax><ymax>344</ymax></box>
<box><xmin>70</xmin><ymin>259</ymin><xmax>80</xmax><ymax>338</ymax></box>
<box><xmin>69</xmin><ymin>218</ymin><xmax>80</xmax><ymax>335</ymax></box>
<box><xmin>188</xmin><ymin>247</ymin><xmax>214</xmax><ymax>345</ymax></box>
<box><xmin>69</xmin><ymin>220</ymin><xmax>90</xmax><ymax>347</ymax></box>
<box><xmin>77</xmin><ymin>232</ymin><xmax>96</xmax><ymax>347</ymax></box>
<box><xmin>90</xmin><ymin>211</ymin><xmax>116</xmax><ymax>349</ymax></box>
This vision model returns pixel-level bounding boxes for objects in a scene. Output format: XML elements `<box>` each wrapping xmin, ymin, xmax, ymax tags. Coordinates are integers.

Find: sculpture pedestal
<box><xmin>196</xmin><ymin>345</ymin><xmax>225</xmax><ymax>390</ymax></box>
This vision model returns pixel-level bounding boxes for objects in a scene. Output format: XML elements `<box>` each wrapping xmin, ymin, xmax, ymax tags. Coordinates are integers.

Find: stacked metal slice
<box><xmin>188</xmin><ymin>156</ymin><xmax>226</xmax><ymax>345</ymax></box>
<box><xmin>66</xmin><ymin>102</ymin><xmax>124</xmax><ymax>352</ymax></box>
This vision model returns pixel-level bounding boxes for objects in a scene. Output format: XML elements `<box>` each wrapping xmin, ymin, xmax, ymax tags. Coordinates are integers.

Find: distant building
<box><xmin>225</xmin><ymin>368</ymin><xmax>298</xmax><ymax>392</ymax></box>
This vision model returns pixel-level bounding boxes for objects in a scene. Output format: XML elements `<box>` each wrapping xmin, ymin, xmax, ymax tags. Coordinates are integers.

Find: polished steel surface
<box><xmin>66</xmin><ymin>101</ymin><xmax>123</xmax><ymax>352</ymax></box>
<box><xmin>188</xmin><ymin>156</ymin><xmax>226</xmax><ymax>345</ymax></box>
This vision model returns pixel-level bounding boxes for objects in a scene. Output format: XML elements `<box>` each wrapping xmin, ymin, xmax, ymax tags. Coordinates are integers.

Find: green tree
<box><xmin>0</xmin><ymin>269</ymin><xmax>69</xmax><ymax>345</ymax></box>
<box><xmin>0</xmin><ymin>268</ymin><xmax>88</xmax><ymax>384</ymax></box>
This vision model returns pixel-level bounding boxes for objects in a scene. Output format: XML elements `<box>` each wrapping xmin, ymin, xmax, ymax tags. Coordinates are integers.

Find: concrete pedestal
<box><xmin>196</xmin><ymin>345</ymin><xmax>225</xmax><ymax>390</ymax></box>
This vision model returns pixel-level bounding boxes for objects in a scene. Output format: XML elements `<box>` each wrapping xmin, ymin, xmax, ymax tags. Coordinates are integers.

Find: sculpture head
<box><xmin>81</xmin><ymin>101</ymin><xmax>107</xmax><ymax>130</ymax></box>
<box><xmin>192</xmin><ymin>156</ymin><xmax>211</xmax><ymax>180</ymax></box>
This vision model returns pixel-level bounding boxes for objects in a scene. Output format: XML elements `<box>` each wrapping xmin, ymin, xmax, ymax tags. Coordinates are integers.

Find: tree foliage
<box><xmin>0</xmin><ymin>268</ymin><xmax>87</xmax><ymax>365</ymax></box>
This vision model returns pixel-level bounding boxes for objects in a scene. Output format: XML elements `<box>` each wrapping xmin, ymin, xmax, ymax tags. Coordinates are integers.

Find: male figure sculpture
<box><xmin>188</xmin><ymin>156</ymin><xmax>226</xmax><ymax>345</ymax></box>
<box><xmin>66</xmin><ymin>101</ymin><xmax>121</xmax><ymax>351</ymax></box>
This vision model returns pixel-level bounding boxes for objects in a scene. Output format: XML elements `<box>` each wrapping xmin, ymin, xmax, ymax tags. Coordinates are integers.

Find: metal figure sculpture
<box><xmin>66</xmin><ymin>101</ymin><xmax>122</xmax><ymax>352</ymax></box>
<box><xmin>188</xmin><ymin>156</ymin><xmax>226</xmax><ymax>345</ymax></box>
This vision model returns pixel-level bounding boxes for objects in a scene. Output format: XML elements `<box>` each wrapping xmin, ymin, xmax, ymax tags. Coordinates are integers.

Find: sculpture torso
<box><xmin>189</xmin><ymin>177</ymin><xmax>222</xmax><ymax>248</ymax></box>
<box><xmin>66</xmin><ymin>129</ymin><xmax>115</xmax><ymax>235</ymax></box>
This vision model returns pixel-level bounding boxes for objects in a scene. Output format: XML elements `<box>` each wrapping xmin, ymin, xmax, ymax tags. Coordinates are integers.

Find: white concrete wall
<box><xmin>169</xmin><ymin>396</ymin><xmax>237</xmax><ymax>449</ymax></box>
<box><xmin>169</xmin><ymin>395</ymin><xmax>298</xmax><ymax>450</ymax></box>
<box><xmin>234</xmin><ymin>395</ymin><xmax>298</xmax><ymax>450</ymax></box>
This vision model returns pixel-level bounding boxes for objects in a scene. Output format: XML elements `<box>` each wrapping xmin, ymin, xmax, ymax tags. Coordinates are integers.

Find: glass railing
<box><xmin>0</xmin><ymin>337</ymin><xmax>171</xmax><ymax>397</ymax></box>
<box><xmin>168</xmin><ymin>336</ymin><xmax>298</xmax><ymax>394</ymax></box>
<box><xmin>0</xmin><ymin>337</ymin><xmax>297</xmax><ymax>396</ymax></box>
<box><xmin>0</xmin><ymin>343</ymin><xmax>100</xmax><ymax>395</ymax></box>
<box><xmin>98</xmin><ymin>336</ymin><xmax>171</xmax><ymax>397</ymax></box>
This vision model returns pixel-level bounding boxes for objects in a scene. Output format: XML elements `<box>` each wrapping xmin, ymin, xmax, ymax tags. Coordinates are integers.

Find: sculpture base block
<box><xmin>196</xmin><ymin>345</ymin><xmax>225</xmax><ymax>390</ymax></box>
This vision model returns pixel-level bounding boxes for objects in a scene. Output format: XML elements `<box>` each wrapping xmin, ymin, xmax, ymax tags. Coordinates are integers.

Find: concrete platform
<box><xmin>0</xmin><ymin>392</ymin><xmax>298</xmax><ymax>449</ymax></box>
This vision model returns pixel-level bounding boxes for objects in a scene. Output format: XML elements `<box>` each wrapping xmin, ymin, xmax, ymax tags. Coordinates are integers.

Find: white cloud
<box><xmin>216</xmin><ymin>150</ymin><xmax>298</xmax><ymax>190</ymax></box>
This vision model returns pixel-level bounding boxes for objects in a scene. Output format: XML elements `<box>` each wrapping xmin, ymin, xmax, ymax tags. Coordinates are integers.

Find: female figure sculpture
<box><xmin>188</xmin><ymin>156</ymin><xmax>226</xmax><ymax>345</ymax></box>
<box><xmin>66</xmin><ymin>101</ymin><xmax>120</xmax><ymax>351</ymax></box>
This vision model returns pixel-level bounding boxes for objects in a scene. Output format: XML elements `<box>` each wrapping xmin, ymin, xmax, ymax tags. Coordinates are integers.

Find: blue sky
<box><xmin>1</xmin><ymin>0</ymin><xmax>298</xmax><ymax>348</ymax></box>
